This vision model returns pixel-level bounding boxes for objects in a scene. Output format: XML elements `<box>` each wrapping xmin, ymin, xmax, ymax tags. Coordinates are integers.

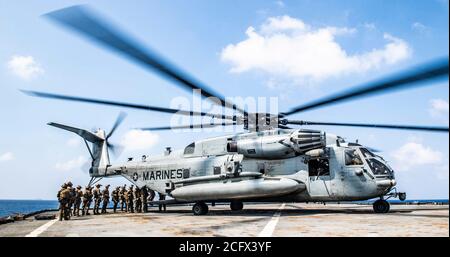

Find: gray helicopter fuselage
<box><xmin>98</xmin><ymin>129</ymin><xmax>396</xmax><ymax>203</ymax></box>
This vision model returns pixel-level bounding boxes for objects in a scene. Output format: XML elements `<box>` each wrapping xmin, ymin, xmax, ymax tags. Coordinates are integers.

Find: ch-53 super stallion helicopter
<box><xmin>24</xmin><ymin>6</ymin><xmax>449</xmax><ymax>215</ymax></box>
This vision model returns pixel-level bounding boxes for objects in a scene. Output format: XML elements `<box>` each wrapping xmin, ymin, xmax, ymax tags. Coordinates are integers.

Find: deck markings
<box><xmin>258</xmin><ymin>203</ymin><xmax>285</xmax><ymax>237</ymax></box>
<box><xmin>25</xmin><ymin>218</ymin><xmax>58</xmax><ymax>237</ymax></box>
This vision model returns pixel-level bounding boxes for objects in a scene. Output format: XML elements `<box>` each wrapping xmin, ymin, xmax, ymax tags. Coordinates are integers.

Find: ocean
<box><xmin>0</xmin><ymin>200</ymin><xmax>59</xmax><ymax>218</ymax></box>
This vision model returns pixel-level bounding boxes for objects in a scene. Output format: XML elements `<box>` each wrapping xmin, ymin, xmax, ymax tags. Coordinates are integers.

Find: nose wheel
<box><xmin>373</xmin><ymin>199</ymin><xmax>390</xmax><ymax>213</ymax></box>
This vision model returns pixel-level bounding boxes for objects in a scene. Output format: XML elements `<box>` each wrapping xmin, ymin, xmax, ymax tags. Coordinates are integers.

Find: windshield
<box><xmin>366</xmin><ymin>158</ymin><xmax>392</xmax><ymax>175</ymax></box>
<box><xmin>184</xmin><ymin>142</ymin><xmax>195</xmax><ymax>155</ymax></box>
<box><xmin>345</xmin><ymin>149</ymin><xmax>364</xmax><ymax>166</ymax></box>
<box><xmin>360</xmin><ymin>148</ymin><xmax>376</xmax><ymax>158</ymax></box>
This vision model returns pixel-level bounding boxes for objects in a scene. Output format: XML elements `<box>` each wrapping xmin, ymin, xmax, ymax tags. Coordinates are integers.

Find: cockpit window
<box><xmin>367</xmin><ymin>158</ymin><xmax>391</xmax><ymax>175</ymax></box>
<box><xmin>345</xmin><ymin>149</ymin><xmax>364</xmax><ymax>166</ymax></box>
<box><xmin>184</xmin><ymin>142</ymin><xmax>195</xmax><ymax>155</ymax></box>
<box><xmin>360</xmin><ymin>148</ymin><xmax>376</xmax><ymax>158</ymax></box>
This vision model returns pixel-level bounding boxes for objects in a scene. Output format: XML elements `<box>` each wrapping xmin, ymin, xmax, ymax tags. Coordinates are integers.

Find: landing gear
<box><xmin>230</xmin><ymin>201</ymin><xmax>243</xmax><ymax>211</ymax></box>
<box><xmin>192</xmin><ymin>202</ymin><xmax>209</xmax><ymax>215</ymax></box>
<box><xmin>373</xmin><ymin>199</ymin><xmax>390</xmax><ymax>213</ymax></box>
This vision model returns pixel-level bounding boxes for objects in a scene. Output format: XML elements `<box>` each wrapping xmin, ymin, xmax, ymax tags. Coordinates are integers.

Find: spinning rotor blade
<box><xmin>107</xmin><ymin>142</ymin><xmax>124</xmax><ymax>158</ymax></box>
<box><xmin>283</xmin><ymin>120</ymin><xmax>449</xmax><ymax>133</ymax></box>
<box><xmin>106</xmin><ymin>112</ymin><xmax>127</xmax><ymax>140</ymax></box>
<box><xmin>45</xmin><ymin>5</ymin><xmax>245</xmax><ymax>114</ymax></box>
<box><xmin>281</xmin><ymin>58</ymin><xmax>449</xmax><ymax>117</ymax></box>
<box><xmin>138</xmin><ymin>122</ymin><xmax>236</xmax><ymax>131</ymax></box>
<box><xmin>22</xmin><ymin>90</ymin><xmax>235</xmax><ymax>120</ymax></box>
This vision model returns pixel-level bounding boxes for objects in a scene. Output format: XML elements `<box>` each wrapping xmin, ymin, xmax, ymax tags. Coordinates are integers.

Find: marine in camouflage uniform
<box><xmin>73</xmin><ymin>185</ymin><xmax>83</xmax><ymax>217</ymax></box>
<box><xmin>101</xmin><ymin>185</ymin><xmax>110</xmax><ymax>214</ymax></box>
<box><xmin>82</xmin><ymin>186</ymin><xmax>93</xmax><ymax>215</ymax></box>
<box><xmin>119</xmin><ymin>185</ymin><xmax>127</xmax><ymax>211</ymax></box>
<box><xmin>92</xmin><ymin>184</ymin><xmax>102</xmax><ymax>215</ymax></box>
<box><xmin>57</xmin><ymin>183</ymin><xmax>70</xmax><ymax>221</ymax></box>
<box><xmin>158</xmin><ymin>192</ymin><xmax>166</xmax><ymax>212</ymax></box>
<box><xmin>133</xmin><ymin>187</ymin><xmax>142</xmax><ymax>213</ymax></box>
<box><xmin>141</xmin><ymin>186</ymin><xmax>149</xmax><ymax>213</ymax></box>
<box><xmin>58</xmin><ymin>184</ymin><xmax>72</xmax><ymax>221</ymax></box>
<box><xmin>127</xmin><ymin>185</ymin><xmax>134</xmax><ymax>213</ymax></box>
<box><xmin>64</xmin><ymin>181</ymin><xmax>74</xmax><ymax>218</ymax></box>
<box><xmin>111</xmin><ymin>186</ymin><xmax>120</xmax><ymax>213</ymax></box>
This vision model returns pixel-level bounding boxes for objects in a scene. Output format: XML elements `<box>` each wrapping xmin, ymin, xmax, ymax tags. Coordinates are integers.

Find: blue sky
<box><xmin>0</xmin><ymin>0</ymin><xmax>448</xmax><ymax>200</ymax></box>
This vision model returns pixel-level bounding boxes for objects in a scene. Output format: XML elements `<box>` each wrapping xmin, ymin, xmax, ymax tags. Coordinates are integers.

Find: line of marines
<box><xmin>57</xmin><ymin>181</ymin><xmax>158</xmax><ymax>221</ymax></box>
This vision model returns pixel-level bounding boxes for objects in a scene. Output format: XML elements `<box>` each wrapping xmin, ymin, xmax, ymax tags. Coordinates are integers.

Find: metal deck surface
<box><xmin>0</xmin><ymin>203</ymin><xmax>447</xmax><ymax>237</ymax></box>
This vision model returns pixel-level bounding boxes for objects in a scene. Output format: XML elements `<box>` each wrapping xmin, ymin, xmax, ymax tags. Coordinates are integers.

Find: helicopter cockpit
<box><xmin>346</xmin><ymin>147</ymin><xmax>394</xmax><ymax>178</ymax></box>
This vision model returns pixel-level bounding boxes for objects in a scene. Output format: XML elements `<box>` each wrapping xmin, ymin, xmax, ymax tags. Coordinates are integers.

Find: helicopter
<box><xmin>23</xmin><ymin>6</ymin><xmax>449</xmax><ymax>215</ymax></box>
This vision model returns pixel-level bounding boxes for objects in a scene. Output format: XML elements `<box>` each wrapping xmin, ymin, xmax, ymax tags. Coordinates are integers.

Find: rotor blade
<box><xmin>107</xmin><ymin>142</ymin><xmax>124</xmax><ymax>158</ymax></box>
<box><xmin>44</xmin><ymin>5</ymin><xmax>245</xmax><ymax>114</ymax></box>
<box><xmin>283</xmin><ymin>120</ymin><xmax>449</xmax><ymax>133</ymax></box>
<box><xmin>106</xmin><ymin>112</ymin><xmax>127</xmax><ymax>140</ymax></box>
<box><xmin>22</xmin><ymin>90</ymin><xmax>236</xmax><ymax>120</ymax></box>
<box><xmin>281</xmin><ymin>58</ymin><xmax>449</xmax><ymax>116</ymax></box>
<box><xmin>138</xmin><ymin>122</ymin><xmax>236</xmax><ymax>131</ymax></box>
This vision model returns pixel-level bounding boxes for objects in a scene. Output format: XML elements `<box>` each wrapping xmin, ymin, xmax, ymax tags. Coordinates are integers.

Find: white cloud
<box><xmin>411</xmin><ymin>22</ymin><xmax>428</xmax><ymax>33</ymax></box>
<box><xmin>363</xmin><ymin>22</ymin><xmax>376</xmax><ymax>30</ymax></box>
<box><xmin>55</xmin><ymin>156</ymin><xmax>87</xmax><ymax>171</ymax></box>
<box><xmin>0</xmin><ymin>152</ymin><xmax>14</xmax><ymax>162</ymax></box>
<box><xmin>120</xmin><ymin>130</ymin><xmax>160</xmax><ymax>151</ymax></box>
<box><xmin>390</xmin><ymin>141</ymin><xmax>443</xmax><ymax>171</ymax></box>
<box><xmin>429</xmin><ymin>98</ymin><xmax>449</xmax><ymax>120</ymax></box>
<box><xmin>275</xmin><ymin>1</ymin><xmax>285</xmax><ymax>7</ymax></box>
<box><xmin>7</xmin><ymin>55</ymin><xmax>44</xmax><ymax>80</ymax></box>
<box><xmin>221</xmin><ymin>16</ymin><xmax>411</xmax><ymax>82</ymax></box>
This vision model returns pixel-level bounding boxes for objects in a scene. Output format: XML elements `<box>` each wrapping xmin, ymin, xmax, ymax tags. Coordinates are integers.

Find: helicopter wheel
<box><xmin>230</xmin><ymin>201</ymin><xmax>244</xmax><ymax>211</ymax></box>
<box><xmin>373</xmin><ymin>199</ymin><xmax>390</xmax><ymax>213</ymax></box>
<box><xmin>193</xmin><ymin>202</ymin><xmax>209</xmax><ymax>215</ymax></box>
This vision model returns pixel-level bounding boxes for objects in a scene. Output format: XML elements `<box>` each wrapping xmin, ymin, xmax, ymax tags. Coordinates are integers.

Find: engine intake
<box><xmin>226</xmin><ymin>129</ymin><xmax>326</xmax><ymax>159</ymax></box>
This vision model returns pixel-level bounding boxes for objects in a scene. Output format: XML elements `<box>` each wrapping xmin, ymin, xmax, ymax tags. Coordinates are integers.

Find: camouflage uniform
<box><xmin>93</xmin><ymin>184</ymin><xmax>102</xmax><ymax>215</ymax></box>
<box><xmin>101</xmin><ymin>185</ymin><xmax>110</xmax><ymax>214</ymax></box>
<box><xmin>67</xmin><ymin>184</ymin><xmax>76</xmax><ymax>218</ymax></box>
<box><xmin>57</xmin><ymin>183</ymin><xmax>70</xmax><ymax>221</ymax></box>
<box><xmin>112</xmin><ymin>187</ymin><xmax>120</xmax><ymax>213</ymax></box>
<box><xmin>141</xmin><ymin>186</ymin><xmax>149</xmax><ymax>213</ymax></box>
<box><xmin>158</xmin><ymin>192</ymin><xmax>166</xmax><ymax>212</ymax></box>
<box><xmin>133</xmin><ymin>187</ymin><xmax>142</xmax><ymax>213</ymax></box>
<box><xmin>73</xmin><ymin>185</ymin><xmax>83</xmax><ymax>217</ymax></box>
<box><xmin>82</xmin><ymin>186</ymin><xmax>93</xmax><ymax>215</ymax></box>
<box><xmin>127</xmin><ymin>185</ymin><xmax>134</xmax><ymax>213</ymax></box>
<box><xmin>119</xmin><ymin>185</ymin><xmax>127</xmax><ymax>211</ymax></box>
<box><xmin>57</xmin><ymin>184</ymin><xmax>72</xmax><ymax>221</ymax></box>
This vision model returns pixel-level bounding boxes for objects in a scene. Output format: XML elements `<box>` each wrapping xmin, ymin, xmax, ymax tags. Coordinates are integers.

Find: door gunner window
<box><xmin>345</xmin><ymin>149</ymin><xmax>363</xmax><ymax>166</ymax></box>
<box><xmin>308</xmin><ymin>158</ymin><xmax>330</xmax><ymax>176</ymax></box>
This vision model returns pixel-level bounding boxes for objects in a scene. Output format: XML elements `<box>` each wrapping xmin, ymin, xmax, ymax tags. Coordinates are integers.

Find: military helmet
<box><xmin>66</xmin><ymin>181</ymin><xmax>73</xmax><ymax>186</ymax></box>
<box><xmin>96</xmin><ymin>184</ymin><xmax>101</xmax><ymax>187</ymax></box>
<box><xmin>76</xmin><ymin>185</ymin><xmax>82</xmax><ymax>189</ymax></box>
<box><xmin>61</xmin><ymin>183</ymin><xmax>67</xmax><ymax>188</ymax></box>
<box><xmin>106</xmin><ymin>184</ymin><xmax>110</xmax><ymax>188</ymax></box>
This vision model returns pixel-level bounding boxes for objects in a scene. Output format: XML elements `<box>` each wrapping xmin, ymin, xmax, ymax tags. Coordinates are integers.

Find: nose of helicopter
<box><xmin>376</xmin><ymin>179</ymin><xmax>396</xmax><ymax>188</ymax></box>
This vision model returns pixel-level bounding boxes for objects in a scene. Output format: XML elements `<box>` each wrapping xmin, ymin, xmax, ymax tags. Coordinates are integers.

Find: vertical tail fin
<box><xmin>48</xmin><ymin>122</ymin><xmax>110</xmax><ymax>176</ymax></box>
